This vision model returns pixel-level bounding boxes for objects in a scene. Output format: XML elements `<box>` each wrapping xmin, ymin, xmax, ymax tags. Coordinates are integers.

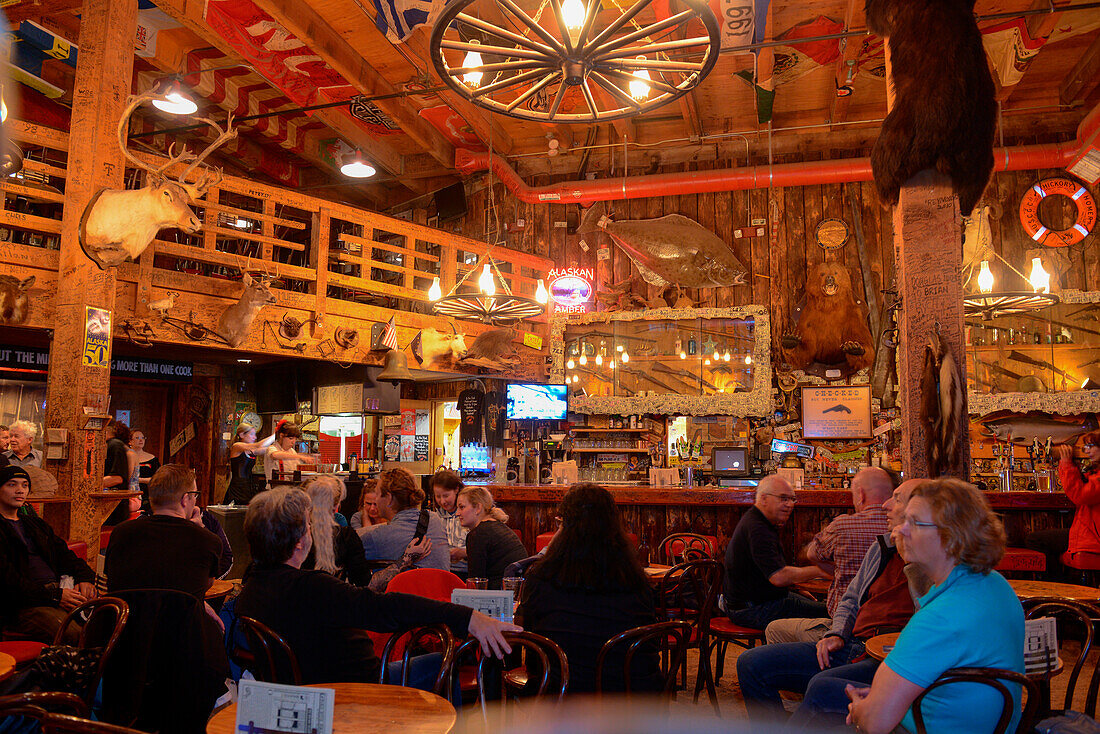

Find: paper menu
<box><xmin>236</xmin><ymin>680</ymin><xmax>334</xmax><ymax>734</ymax></box>
<box><xmin>451</xmin><ymin>589</ymin><xmax>515</xmax><ymax>623</ymax></box>
<box><xmin>1024</xmin><ymin>617</ymin><xmax>1059</xmax><ymax>676</ymax></box>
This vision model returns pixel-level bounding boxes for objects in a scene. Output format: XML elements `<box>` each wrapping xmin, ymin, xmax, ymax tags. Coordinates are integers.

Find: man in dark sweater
<box><xmin>106</xmin><ymin>464</ymin><xmax>222</xmax><ymax>601</ymax></box>
<box><xmin>722</xmin><ymin>474</ymin><xmax>828</xmax><ymax>630</ymax></box>
<box><xmin>0</xmin><ymin>465</ymin><xmax>97</xmax><ymax>642</ymax></box>
<box><xmin>235</xmin><ymin>487</ymin><xmax>520</xmax><ymax>686</ymax></box>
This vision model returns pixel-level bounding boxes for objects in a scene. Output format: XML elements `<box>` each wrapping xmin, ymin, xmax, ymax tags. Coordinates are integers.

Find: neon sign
<box><xmin>548</xmin><ymin>267</ymin><xmax>593</xmax><ymax>314</ymax></box>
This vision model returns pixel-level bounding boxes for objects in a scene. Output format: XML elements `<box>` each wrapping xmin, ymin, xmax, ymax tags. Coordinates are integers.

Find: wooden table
<box><xmin>0</xmin><ymin>652</ymin><xmax>15</xmax><ymax>682</ymax></box>
<box><xmin>795</xmin><ymin>577</ymin><xmax>832</xmax><ymax>599</ymax></box>
<box><xmin>207</xmin><ymin>683</ymin><xmax>455</xmax><ymax>734</ymax></box>
<box><xmin>1008</xmin><ymin>580</ymin><xmax>1100</xmax><ymax>602</ymax></box>
<box><xmin>206</xmin><ymin>579</ymin><xmax>236</xmax><ymax>600</ymax></box>
<box><xmin>865</xmin><ymin>632</ymin><xmax>900</xmax><ymax>662</ymax></box>
<box><xmin>644</xmin><ymin>564</ymin><xmax>673</xmax><ymax>584</ymax></box>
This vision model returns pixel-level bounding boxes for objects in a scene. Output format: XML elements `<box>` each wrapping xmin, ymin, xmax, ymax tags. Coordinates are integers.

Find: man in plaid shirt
<box><xmin>765</xmin><ymin>466</ymin><xmax>894</xmax><ymax>644</ymax></box>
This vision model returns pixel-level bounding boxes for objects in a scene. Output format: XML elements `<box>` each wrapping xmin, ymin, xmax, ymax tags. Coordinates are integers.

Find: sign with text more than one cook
<box><xmin>800</xmin><ymin>385</ymin><xmax>873</xmax><ymax>440</ymax></box>
<box><xmin>548</xmin><ymin>266</ymin><xmax>593</xmax><ymax>315</ymax></box>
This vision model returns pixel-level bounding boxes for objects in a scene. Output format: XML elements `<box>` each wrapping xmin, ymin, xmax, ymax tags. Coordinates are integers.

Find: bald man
<box><xmin>766</xmin><ymin>466</ymin><xmax>895</xmax><ymax>644</ymax></box>
<box><xmin>739</xmin><ymin>479</ymin><xmax>926</xmax><ymax>728</ymax></box>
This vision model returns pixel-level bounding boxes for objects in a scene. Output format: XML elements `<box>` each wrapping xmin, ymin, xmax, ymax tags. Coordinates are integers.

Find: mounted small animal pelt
<box><xmin>0</xmin><ymin>275</ymin><xmax>34</xmax><ymax>324</ymax></box>
<box><xmin>919</xmin><ymin>342</ymin><xmax>941</xmax><ymax>475</ymax></box>
<box><xmin>920</xmin><ymin>330</ymin><xmax>964</xmax><ymax>477</ymax></box>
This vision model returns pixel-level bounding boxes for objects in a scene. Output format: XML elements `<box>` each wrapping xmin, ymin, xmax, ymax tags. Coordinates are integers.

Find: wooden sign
<box><xmin>801</xmin><ymin>385</ymin><xmax>872</xmax><ymax>439</ymax></box>
<box><xmin>169</xmin><ymin>422</ymin><xmax>196</xmax><ymax>457</ymax></box>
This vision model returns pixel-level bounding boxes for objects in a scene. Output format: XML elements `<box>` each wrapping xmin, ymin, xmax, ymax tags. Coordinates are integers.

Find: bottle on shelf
<box><xmin>688</xmin><ymin>335</ymin><xmax>697</xmax><ymax>355</ymax></box>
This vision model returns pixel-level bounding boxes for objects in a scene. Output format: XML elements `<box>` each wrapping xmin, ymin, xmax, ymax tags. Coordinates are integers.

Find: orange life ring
<box><xmin>1019</xmin><ymin>178</ymin><xmax>1096</xmax><ymax>247</ymax></box>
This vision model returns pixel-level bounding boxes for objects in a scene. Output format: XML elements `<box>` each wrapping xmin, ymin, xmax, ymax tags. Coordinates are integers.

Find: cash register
<box><xmin>711</xmin><ymin>446</ymin><xmax>757</xmax><ymax>488</ymax></box>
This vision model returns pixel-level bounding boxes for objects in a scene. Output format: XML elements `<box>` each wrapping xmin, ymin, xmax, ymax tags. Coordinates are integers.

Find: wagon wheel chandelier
<box><xmin>963</xmin><ymin>258</ymin><xmax>1060</xmax><ymax>320</ymax></box>
<box><xmin>429</xmin><ymin>252</ymin><xmax>548</xmax><ymax>325</ymax></box>
<box><xmin>429</xmin><ymin>0</ymin><xmax>720</xmax><ymax>123</ymax></box>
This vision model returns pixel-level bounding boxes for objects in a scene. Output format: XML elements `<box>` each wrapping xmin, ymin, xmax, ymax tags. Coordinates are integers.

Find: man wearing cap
<box><xmin>0</xmin><ymin>465</ymin><xmax>98</xmax><ymax>642</ymax></box>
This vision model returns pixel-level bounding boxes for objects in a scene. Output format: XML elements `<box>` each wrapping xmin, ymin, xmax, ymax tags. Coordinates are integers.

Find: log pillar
<box><xmin>894</xmin><ymin>170</ymin><xmax>970</xmax><ymax>479</ymax></box>
<box><xmin>43</xmin><ymin>0</ymin><xmax>138</xmax><ymax>554</ymax></box>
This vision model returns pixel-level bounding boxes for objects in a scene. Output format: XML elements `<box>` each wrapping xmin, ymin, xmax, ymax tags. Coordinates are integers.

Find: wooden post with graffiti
<box><xmin>42</xmin><ymin>0</ymin><xmax>138</xmax><ymax>555</ymax></box>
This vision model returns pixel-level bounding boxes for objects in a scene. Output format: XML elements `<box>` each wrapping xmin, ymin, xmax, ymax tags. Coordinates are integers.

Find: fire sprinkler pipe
<box><xmin>455</xmin><ymin>102</ymin><xmax>1100</xmax><ymax>206</ymax></box>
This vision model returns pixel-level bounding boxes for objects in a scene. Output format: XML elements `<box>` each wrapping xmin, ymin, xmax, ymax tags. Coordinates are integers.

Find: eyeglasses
<box><xmin>902</xmin><ymin>515</ymin><xmax>937</xmax><ymax>529</ymax></box>
<box><xmin>766</xmin><ymin>493</ymin><xmax>798</xmax><ymax>504</ymax></box>
<box><xmin>184</xmin><ymin>491</ymin><xmax>200</xmax><ymax>499</ymax></box>
<box><xmin>1084</xmin><ymin>443</ymin><xmax>1097</xmax><ymax>449</ymax></box>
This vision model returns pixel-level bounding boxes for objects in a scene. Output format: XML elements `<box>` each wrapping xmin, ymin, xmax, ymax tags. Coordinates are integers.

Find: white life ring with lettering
<box><xmin>1019</xmin><ymin>178</ymin><xmax>1096</xmax><ymax>247</ymax></box>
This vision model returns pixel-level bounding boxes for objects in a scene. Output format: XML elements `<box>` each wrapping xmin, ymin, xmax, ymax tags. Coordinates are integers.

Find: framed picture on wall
<box><xmin>801</xmin><ymin>385</ymin><xmax>873</xmax><ymax>439</ymax></box>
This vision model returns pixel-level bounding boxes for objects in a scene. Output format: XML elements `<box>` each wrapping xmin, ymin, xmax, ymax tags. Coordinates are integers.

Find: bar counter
<box><xmin>479</xmin><ymin>483</ymin><xmax>1073</xmax><ymax>560</ymax></box>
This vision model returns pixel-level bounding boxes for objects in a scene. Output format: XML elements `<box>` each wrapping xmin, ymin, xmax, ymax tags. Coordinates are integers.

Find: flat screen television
<box><xmin>506</xmin><ymin>383</ymin><xmax>568</xmax><ymax>420</ymax></box>
<box><xmin>712</xmin><ymin>446</ymin><xmax>749</xmax><ymax>476</ymax></box>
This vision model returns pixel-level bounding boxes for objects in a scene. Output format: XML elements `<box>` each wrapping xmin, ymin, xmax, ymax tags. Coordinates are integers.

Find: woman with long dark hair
<box><xmin>519</xmin><ymin>482</ymin><xmax>659</xmax><ymax>693</ymax></box>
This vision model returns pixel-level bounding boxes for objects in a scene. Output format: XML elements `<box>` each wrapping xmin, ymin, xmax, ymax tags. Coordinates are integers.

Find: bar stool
<box><xmin>1061</xmin><ymin>550</ymin><xmax>1100</xmax><ymax>585</ymax></box>
<box><xmin>996</xmin><ymin>547</ymin><xmax>1046</xmax><ymax>579</ymax></box>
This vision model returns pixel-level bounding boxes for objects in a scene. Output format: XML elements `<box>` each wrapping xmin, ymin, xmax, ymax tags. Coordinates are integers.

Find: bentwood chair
<box><xmin>654</xmin><ymin>559</ymin><xmax>722</xmax><ymax>712</ymax></box>
<box><xmin>910</xmin><ymin>667</ymin><xmax>1038</xmax><ymax>734</ymax></box>
<box><xmin>1023</xmin><ymin>598</ymin><xmax>1099</xmax><ymax>718</ymax></box>
<box><xmin>50</xmin><ymin>597</ymin><xmax>129</xmax><ymax>707</ymax></box>
<box><xmin>0</xmin><ymin>701</ymin><xmax>145</xmax><ymax>734</ymax></box>
<box><xmin>658</xmin><ymin>533</ymin><xmax>718</xmax><ymax>565</ymax></box>
<box><xmin>595</xmin><ymin>620</ymin><xmax>692</xmax><ymax>697</ymax></box>
<box><xmin>0</xmin><ymin>692</ymin><xmax>88</xmax><ymax>719</ymax></box>
<box><xmin>233</xmin><ymin>615</ymin><xmax>302</xmax><ymax>685</ymax></box>
<box><xmin>378</xmin><ymin>625</ymin><xmax>455</xmax><ymax>694</ymax></box>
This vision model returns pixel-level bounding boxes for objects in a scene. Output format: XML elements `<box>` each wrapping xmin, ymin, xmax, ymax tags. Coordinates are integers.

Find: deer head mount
<box><xmin>79</xmin><ymin>91</ymin><xmax>237</xmax><ymax>269</ymax></box>
<box><xmin>217</xmin><ymin>259</ymin><xmax>277</xmax><ymax>348</ymax></box>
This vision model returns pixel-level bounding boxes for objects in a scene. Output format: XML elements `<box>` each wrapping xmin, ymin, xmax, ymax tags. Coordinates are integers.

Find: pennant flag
<box><xmin>419</xmin><ymin>105</ymin><xmax>486</xmax><ymax>151</ymax></box>
<box><xmin>734</xmin><ymin>69</ymin><xmax>775</xmax><ymax>124</ymax></box>
<box><xmin>381</xmin><ymin>317</ymin><xmax>398</xmax><ymax>350</ymax></box>
<box><xmin>771</xmin><ymin>16</ymin><xmax>844</xmax><ymax>86</ymax></box>
<box><xmin>7</xmin><ymin>20</ymin><xmax>78</xmax><ymax>100</ymax></box>
<box><xmin>653</xmin><ymin>0</ymin><xmax>770</xmax><ymax>51</ymax></box>
<box><xmin>372</xmin><ymin>0</ymin><xmax>444</xmax><ymax>44</ymax></box>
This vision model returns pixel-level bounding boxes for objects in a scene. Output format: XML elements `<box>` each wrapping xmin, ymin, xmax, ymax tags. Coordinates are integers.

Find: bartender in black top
<box><xmin>722</xmin><ymin>474</ymin><xmax>828</xmax><ymax>630</ymax></box>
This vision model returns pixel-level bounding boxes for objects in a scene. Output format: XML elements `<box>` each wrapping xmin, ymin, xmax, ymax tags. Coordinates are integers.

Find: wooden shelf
<box><xmin>571</xmin><ymin>448</ymin><xmax>649</xmax><ymax>453</ymax></box>
<box><xmin>87</xmin><ymin>491</ymin><xmax>141</xmax><ymax>500</ymax></box>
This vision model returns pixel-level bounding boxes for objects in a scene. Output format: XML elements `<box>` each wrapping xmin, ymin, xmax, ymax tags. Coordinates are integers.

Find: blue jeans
<box><xmin>382</xmin><ymin>652</ymin><xmax>447</xmax><ymax>692</ymax></box>
<box><xmin>736</xmin><ymin>639</ymin><xmax>879</xmax><ymax>728</ymax></box>
<box><xmin>728</xmin><ymin>593</ymin><xmax>828</xmax><ymax>631</ymax></box>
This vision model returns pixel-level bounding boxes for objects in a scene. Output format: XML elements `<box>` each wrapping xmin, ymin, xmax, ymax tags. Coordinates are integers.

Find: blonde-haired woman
<box><xmin>301</xmin><ymin>475</ymin><xmax>371</xmax><ymax>586</ymax></box>
<box><xmin>225</xmin><ymin>422</ymin><xmax>276</xmax><ymax>505</ymax></box>
<box><xmin>457</xmin><ymin>486</ymin><xmax>527</xmax><ymax>588</ymax></box>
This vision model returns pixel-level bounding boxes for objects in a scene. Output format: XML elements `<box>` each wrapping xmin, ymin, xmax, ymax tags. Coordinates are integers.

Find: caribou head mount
<box><xmin>79</xmin><ymin>92</ymin><xmax>237</xmax><ymax>269</ymax></box>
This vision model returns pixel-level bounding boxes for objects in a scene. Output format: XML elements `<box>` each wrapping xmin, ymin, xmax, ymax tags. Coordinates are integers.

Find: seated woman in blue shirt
<box><xmin>845</xmin><ymin>478</ymin><xmax>1024</xmax><ymax>734</ymax></box>
<box><xmin>359</xmin><ymin>468</ymin><xmax>449</xmax><ymax>571</ymax></box>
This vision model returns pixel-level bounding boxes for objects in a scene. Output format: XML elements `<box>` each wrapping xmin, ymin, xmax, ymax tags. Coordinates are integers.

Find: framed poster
<box><xmin>801</xmin><ymin>385</ymin><xmax>872</xmax><ymax>439</ymax></box>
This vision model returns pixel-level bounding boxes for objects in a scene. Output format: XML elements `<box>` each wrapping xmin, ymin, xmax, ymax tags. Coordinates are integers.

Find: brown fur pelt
<box><xmin>865</xmin><ymin>0</ymin><xmax>996</xmax><ymax>216</ymax></box>
<box><xmin>919</xmin><ymin>342</ymin><xmax>941</xmax><ymax>474</ymax></box>
<box><xmin>920</xmin><ymin>331</ymin><xmax>964</xmax><ymax>477</ymax></box>
<box><xmin>784</xmin><ymin>262</ymin><xmax>874</xmax><ymax>375</ymax></box>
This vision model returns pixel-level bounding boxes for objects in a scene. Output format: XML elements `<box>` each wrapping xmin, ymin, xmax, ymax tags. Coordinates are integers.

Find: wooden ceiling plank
<box><xmin>248</xmin><ymin>0</ymin><xmax>457</xmax><ymax>169</ymax></box>
<box><xmin>1060</xmin><ymin>30</ymin><xmax>1100</xmax><ymax>107</ymax></box>
<box><xmin>153</xmin><ymin>0</ymin><xmax>425</xmax><ymax>193</ymax></box>
<box><xmin>828</xmin><ymin>0</ymin><xmax>864</xmax><ymax>129</ymax></box>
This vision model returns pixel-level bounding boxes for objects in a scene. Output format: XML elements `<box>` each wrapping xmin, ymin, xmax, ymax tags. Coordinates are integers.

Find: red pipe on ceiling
<box><xmin>455</xmin><ymin>104</ymin><xmax>1100</xmax><ymax>206</ymax></box>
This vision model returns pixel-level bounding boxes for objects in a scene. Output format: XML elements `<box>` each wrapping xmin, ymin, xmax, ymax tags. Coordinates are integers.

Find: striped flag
<box><xmin>372</xmin><ymin>0</ymin><xmax>443</xmax><ymax>43</ymax></box>
<box><xmin>381</xmin><ymin>317</ymin><xmax>398</xmax><ymax>350</ymax></box>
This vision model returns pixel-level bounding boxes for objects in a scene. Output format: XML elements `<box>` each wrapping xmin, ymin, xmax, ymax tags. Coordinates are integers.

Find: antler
<box><xmin>150</xmin><ymin>143</ymin><xmax>197</xmax><ymax>178</ymax></box>
<box><xmin>117</xmin><ymin>92</ymin><xmax>170</xmax><ymax>179</ymax></box>
<box><xmin>178</xmin><ymin>114</ymin><xmax>237</xmax><ymax>200</ymax></box>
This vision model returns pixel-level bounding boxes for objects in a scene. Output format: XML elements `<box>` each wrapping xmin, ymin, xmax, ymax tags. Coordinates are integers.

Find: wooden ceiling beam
<box><xmin>247</xmin><ymin>0</ymin><xmax>457</xmax><ymax>170</ymax></box>
<box><xmin>678</xmin><ymin>90</ymin><xmax>703</xmax><ymax>140</ymax></box>
<box><xmin>827</xmin><ymin>0</ymin><xmax>865</xmax><ymax>129</ymax></box>
<box><xmin>155</xmin><ymin>0</ymin><xmax>427</xmax><ymax>194</ymax></box>
<box><xmin>1060</xmin><ymin>30</ymin><xmax>1100</xmax><ymax>106</ymax></box>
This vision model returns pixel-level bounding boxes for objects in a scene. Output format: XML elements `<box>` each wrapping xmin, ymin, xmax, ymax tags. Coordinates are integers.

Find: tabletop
<box><xmin>206</xmin><ymin>682</ymin><xmax>456</xmax><ymax>734</ymax></box>
<box><xmin>0</xmin><ymin>652</ymin><xmax>15</xmax><ymax>682</ymax></box>
<box><xmin>795</xmin><ymin>577</ymin><xmax>832</xmax><ymax>598</ymax></box>
<box><xmin>865</xmin><ymin>632</ymin><xmax>900</xmax><ymax>662</ymax></box>
<box><xmin>1008</xmin><ymin>580</ymin><xmax>1100</xmax><ymax>602</ymax></box>
<box><xmin>206</xmin><ymin>579</ymin><xmax>236</xmax><ymax>600</ymax></box>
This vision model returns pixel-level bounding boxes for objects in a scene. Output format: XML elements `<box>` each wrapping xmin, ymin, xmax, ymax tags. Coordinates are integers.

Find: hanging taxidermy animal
<box><xmin>782</xmin><ymin>262</ymin><xmax>874</xmax><ymax>378</ymax></box>
<box><xmin>919</xmin><ymin>328</ymin><xmax>964</xmax><ymax>478</ymax></box>
<box><xmin>865</xmin><ymin>0</ymin><xmax>996</xmax><ymax>216</ymax></box>
<box><xmin>578</xmin><ymin>202</ymin><xmax>748</xmax><ymax>289</ymax></box>
<box><xmin>0</xmin><ymin>275</ymin><xmax>34</xmax><ymax>324</ymax></box>
<box><xmin>459</xmin><ymin>326</ymin><xmax>521</xmax><ymax>370</ymax></box>
<box><xmin>415</xmin><ymin>324</ymin><xmax>468</xmax><ymax>368</ymax></box>
<box><xmin>79</xmin><ymin>92</ymin><xmax>237</xmax><ymax>269</ymax></box>
<box><xmin>217</xmin><ymin>266</ymin><xmax>276</xmax><ymax>348</ymax></box>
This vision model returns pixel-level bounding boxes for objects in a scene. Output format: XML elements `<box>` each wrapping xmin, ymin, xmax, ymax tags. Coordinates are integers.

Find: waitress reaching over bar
<box><xmin>266</xmin><ymin>421</ymin><xmax>304</xmax><ymax>489</ymax></box>
<box><xmin>1026</xmin><ymin>433</ymin><xmax>1100</xmax><ymax>578</ymax></box>
<box><xmin>225</xmin><ymin>422</ymin><xmax>277</xmax><ymax>505</ymax></box>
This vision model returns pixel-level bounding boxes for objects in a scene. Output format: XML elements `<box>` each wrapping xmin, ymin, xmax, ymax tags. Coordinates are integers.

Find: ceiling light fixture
<box><xmin>340</xmin><ymin>149</ymin><xmax>377</xmax><ymax>178</ymax></box>
<box><xmin>429</xmin><ymin>0</ymin><xmax>720</xmax><ymax>124</ymax></box>
<box><xmin>429</xmin><ymin>252</ymin><xmax>544</xmax><ymax>324</ymax></box>
<box><xmin>151</xmin><ymin>79</ymin><xmax>198</xmax><ymax>115</ymax></box>
<box><xmin>965</xmin><ymin>255</ymin><xmax>1060</xmax><ymax>320</ymax></box>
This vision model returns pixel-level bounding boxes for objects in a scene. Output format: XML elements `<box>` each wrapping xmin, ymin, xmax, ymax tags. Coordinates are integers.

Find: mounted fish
<box><xmin>217</xmin><ymin>267</ymin><xmax>276</xmax><ymax>348</ymax></box>
<box><xmin>0</xmin><ymin>275</ymin><xmax>34</xmax><ymax>324</ymax></box>
<box><xmin>782</xmin><ymin>262</ymin><xmax>874</xmax><ymax>378</ymax></box>
<box><xmin>578</xmin><ymin>202</ymin><xmax>747</xmax><ymax>289</ymax></box>
<box><xmin>80</xmin><ymin>92</ymin><xmax>237</xmax><ymax>269</ymax></box>
<box><xmin>980</xmin><ymin>412</ymin><xmax>1097</xmax><ymax>445</ymax></box>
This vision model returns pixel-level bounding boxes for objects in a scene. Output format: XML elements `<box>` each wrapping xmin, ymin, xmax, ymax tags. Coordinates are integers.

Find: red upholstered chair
<box><xmin>654</xmin><ymin>559</ymin><xmax>722</xmax><ymax>713</ymax></box>
<box><xmin>67</xmin><ymin>542</ymin><xmax>89</xmax><ymax>562</ymax></box>
<box><xmin>0</xmin><ymin>640</ymin><xmax>48</xmax><ymax>667</ymax></box>
<box><xmin>659</xmin><ymin>533</ymin><xmax>718</xmax><ymax>564</ymax></box>
<box><xmin>535</xmin><ymin>532</ymin><xmax>556</xmax><ymax>552</ymax></box>
<box><xmin>996</xmin><ymin>547</ymin><xmax>1046</xmax><ymax>578</ymax></box>
<box><xmin>386</xmin><ymin>568</ymin><xmax>467</xmax><ymax>601</ymax></box>
<box><xmin>707</xmin><ymin>617</ymin><xmax>766</xmax><ymax>685</ymax></box>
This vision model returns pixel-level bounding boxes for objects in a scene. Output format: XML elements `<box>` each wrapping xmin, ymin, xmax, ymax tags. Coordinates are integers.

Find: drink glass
<box><xmin>467</xmin><ymin>578</ymin><xmax>489</xmax><ymax>590</ymax></box>
<box><xmin>502</xmin><ymin>576</ymin><xmax>523</xmax><ymax>597</ymax></box>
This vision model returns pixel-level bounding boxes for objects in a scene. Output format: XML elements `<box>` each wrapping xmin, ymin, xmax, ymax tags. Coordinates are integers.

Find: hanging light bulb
<box><xmin>535</xmin><ymin>278</ymin><xmax>548</xmax><ymax>304</ymax></box>
<box><xmin>713</xmin><ymin>349</ymin><xmax>720</xmax><ymax>361</ymax></box>
<box><xmin>572</xmin><ymin>374</ymin><xmax>579</xmax><ymax>383</ymax></box>
<box><xmin>340</xmin><ymin>149</ymin><xmax>376</xmax><ymax>178</ymax></box>
<box><xmin>629</xmin><ymin>57</ymin><xmax>651</xmax><ymax>101</ymax></box>
<box><xmin>427</xmin><ymin>277</ymin><xmax>442</xmax><ymax>301</ymax></box>
<box><xmin>567</xmin><ymin>357</ymin><xmax>575</xmax><ymax>370</ymax></box>
<box><xmin>151</xmin><ymin>80</ymin><xmax>198</xmax><ymax>115</ymax></box>
<box><xmin>595</xmin><ymin>352</ymin><xmax>603</xmax><ymax>366</ymax></box>
<box><xmin>977</xmin><ymin>260</ymin><xmax>994</xmax><ymax>294</ymax></box>
<box><xmin>561</xmin><ymin>0</ymin><xmax>586</xmax><ymax>34</ymax></box>
<box><xmin>621</xmin><ymin>351</ymin><xmax>629</xmax><ymax>364</ymax></box>
<box><xmin>723</xmin><ymin>351</ymin><xmax>731</xmax><ymax>361</ymax></box>
<box><xmin>462</xmin><ymin>40</ymin><xmax>484</xmax><ymax>88</ymax></box>
<box><xmin>608</xmin><ymin>359</ymin><xmax>616</xmax><ymax>370</ymax></box>
<box><xmin>579</xmin><ymin>352</ymin><xmax>588</xmax><ymax>366</ymax></box>
<box><xmin>680</xmin><ymin>351</ymin><xmax>686</xmax><ymax>360</ymax></box>
<box><xmin>479</xmin><ymin>263</ymin><xmax>496</xmax><ymax>296</ymax></box>
<box><xmin>0</xmin><ymin>95</ymin><xmax>7</xmax><ymax>124</ymax></box>
<box><xmin>616</xmin><ymin>344</ymin><xmax>623</xmax><ymax>352</ymax></box>
<box><xmin>704</xmin><ymin>358</ymin><xmax>711</xmax><ymax>366</ymax></box>
<box><xmin>1029</xmin><ymin>257</ymin><xmax>1050</xmax><ymax>293</ymax></box>
<box><xmin>745</xmin><ymin>355</ymin><xmax>753</xmax><ymax>365</ymax></box>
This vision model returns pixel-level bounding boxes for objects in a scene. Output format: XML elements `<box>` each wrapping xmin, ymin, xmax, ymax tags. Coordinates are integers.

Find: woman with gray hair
<box><xmin>300</xmin><ymin>475</ymin><xmax>372</xmax><ymax>586</ymax></box>
<box><xmin>236</xmin><ymin>486</ymin><xmax>521</xmax><ymax>687</ymax></box>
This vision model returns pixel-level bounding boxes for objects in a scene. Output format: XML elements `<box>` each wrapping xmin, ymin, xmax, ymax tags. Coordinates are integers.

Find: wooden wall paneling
<box><xmin>729</xmin><ymin>188</ymin><xmax>751</xmax><ymax>307</ymax></box>
<box><xmin>784</xmin><ymin>179</ymin><xmax>808</xmax><ymax>335</ymax></box>
<box><xmin>749</xmin><ymin>185</ymin><xmax>769</xmax><ymax>306</ymax></box>
<box><xmin>714</xmin><ymin>183</ymin><xmax>734</xmax><ymax>308</ymax></box>
<box><xmin>697</xmin><ymin>162</ymin><xmax>718</xmax><ymax>308</ymax></box>
<box><xmin>802</xmin><ymin>156</ymin><xmax>826</xmax><ymax>279</ymax></box>
<box><xmin>677</xmin><ymin>165</ymin><xmax>700</xmax><ymax>306</ymax></box>
<box><xmin>644</xmin><ymin>192</ymin><xmax>664</xmax><ymax>303</ymax></box>
<box><xmin>768</xmin><ymin>186</ymin><xmax>787</xmax><ymax>354</ymax></box>
<box><xmin>999</xmin><ymin>171</ymin><xmax>1029</xmax><ymax>292</ymax></box>
<box><xmin>629</xmin><ymin>189</ymin><xmax>650</xmax><ymax>304</ymax></box>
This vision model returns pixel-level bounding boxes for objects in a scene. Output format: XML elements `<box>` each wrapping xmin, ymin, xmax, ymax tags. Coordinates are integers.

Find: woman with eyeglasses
<box><xmin>1026</xmin><ymin>431</ymin><xmax>1100</xmax><ymax>579</ymax></box>
<box><xmin>845</xmin><ymin>478</ymin><xmax>1023</xmax><ymax>734</ymax></box>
